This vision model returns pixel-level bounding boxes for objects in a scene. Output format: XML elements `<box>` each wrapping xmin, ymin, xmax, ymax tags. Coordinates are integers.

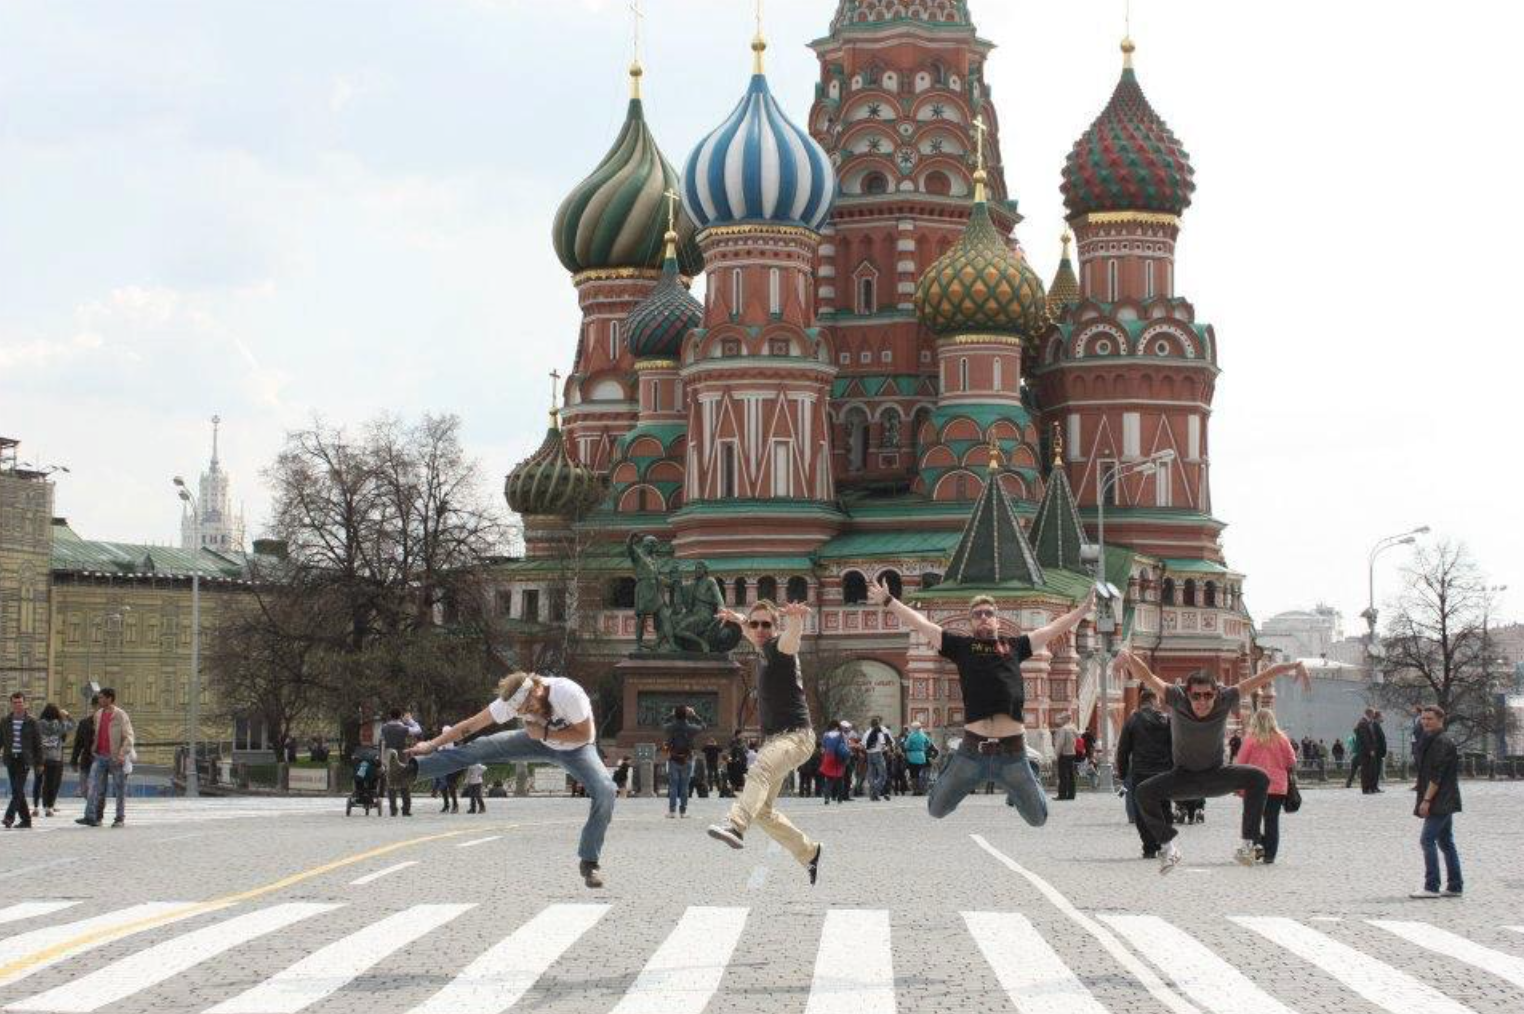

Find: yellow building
<box><xmin>0</xmin><ymin>438</ymin><xmax>54</xmax><ymax>698</ymax></box>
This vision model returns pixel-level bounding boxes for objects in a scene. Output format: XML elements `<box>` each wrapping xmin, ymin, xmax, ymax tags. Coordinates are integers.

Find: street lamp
<box><xmin>174</xmin><ymin>476</ymin><xmax>202</xmax><ymax>798</ymax></box>
<box><xmin>1362</xmin><ymin>526</ymin><xmax>1428</xmax><ymax>684</ymax></box>
<box><xmin>1084</xmin><ymin>449</ymin><xmax>1176</xmax><ymax>793</ymax></box>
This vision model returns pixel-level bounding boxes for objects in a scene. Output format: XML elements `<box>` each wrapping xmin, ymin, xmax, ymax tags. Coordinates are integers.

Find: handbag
<box><xmin>1283</xmin><ymin>770</ymin><xmax>1302</xmax><ymax>813</ymax></box>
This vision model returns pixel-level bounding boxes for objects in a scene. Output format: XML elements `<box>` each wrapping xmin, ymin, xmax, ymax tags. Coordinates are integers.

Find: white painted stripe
<box><xmin>348</xmin><ymin>861</ymin><xmax>418</xmax><ymax>886</ymax></box>
<box><xmin>1509</xmin><ymin>926</ymin><xmax>1524</xmax><ymax>935</ymax></box>
<box><xmin>0</xmin><ymin>902</ymin><xmax>202</xmax><ymax>989</ymax></box>
<box><xmin>1100</xmin><ymin>914</ymin><xmax>1296</xmax><ymax>1014</ymax></box>
<box><xmin>805</xmin><ymin>909</ymin><xmax>895</xmax><ymax>1014</ymax></box>
<box><xmin>963</xmin><ymin>912</ymin><xmax>1108</xmax><ymax>1014</ymax></box>
<box><xmin>610</xmin><ymin>906</ymin><xmax>749</xmax><ymax>1014</ymax></box>
<box><xmin>207</xmin><ymin>903</ymin><xmax>473</xmax><ymax>1014</ymax></box>
<box><xmin>1232</xmin><ymin>917</ymin><xmax>1480</xmax><ymax>1014</ymax></box>
<box><xmin>971</xmin><ymin>836</ymin><xmax>1200</xmax><ymax>1014</ymax></box>
<box><xmin>405</xmin><ymin>904</ymin><xmax>608</xmax><ymax>1014</ymax></box>
<box><xmin>0</xmin><ymin>903</ymin><xmax>79</xmax><ymax>929</ymax></box>
<box><xmin>1369</xmin><ymin>919</ymin><xmax>1524</xmax><ymax>991</ymax></box>
<box><xmin>10</xmin><ymin>903</ymin><xmax>337</xmax><ymax>1013</ymax></box>
<box><xmin>456</xmin><ymin>836</ymin><xmax>501</xmax><ymax>849</ymax></box>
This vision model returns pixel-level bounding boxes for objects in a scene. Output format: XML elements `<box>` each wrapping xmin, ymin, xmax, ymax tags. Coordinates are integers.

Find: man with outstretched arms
<box><xmin>1115</xmin><ymin>649</ymin><xmax>1310</xmax><ymax>873</ymax></box>
<box><xmin>868</xmin><ymin>580</ymin><xmax>1094</xmax><ymax>824</ymax></box>
<box><xmin>705</xmin><ymin>600</ymin><xmax>824</xmax><ymax>886</ymax></box>
<box><xmin>399</xmin><ymin>671</ymin><xmax>615</xmax><ymax>889</ymax></box>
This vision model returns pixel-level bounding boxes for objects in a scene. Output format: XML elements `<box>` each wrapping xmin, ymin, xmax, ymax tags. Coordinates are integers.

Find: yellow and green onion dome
<box><xmin>1046</xmin><ymin>230</ymin><xmax>1081</xmax><ymax>320</ymax></box>
<box><xmin>624</xmin><ymin>231</ymin><xmax>702</xmax><ymax>360</ymax></box>
<box><xmin>1061</xmin><ymin>40</ymin><xmax>1195</xmax><ymax>219</ymax></box>
<box><xmin>504</xmin><ymin>419</ymin><xmax>603</xmax><ymax>517</ymax></box>
<box><xmin>914</xmin><ymin>172</ymin><xmax>1047</xmax><ymax>338</ymax></box>
<box><xmin>552</xmin><ymin>66</ymin><xmax>702</xmax><ymax>276</ymax></box>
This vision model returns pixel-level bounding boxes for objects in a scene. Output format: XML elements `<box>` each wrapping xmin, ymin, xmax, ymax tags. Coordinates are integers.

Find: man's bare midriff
<box><xmin>966</xmin><ymin>714</ymin><xmax>1025</xmax><ymax>738</ymax></box>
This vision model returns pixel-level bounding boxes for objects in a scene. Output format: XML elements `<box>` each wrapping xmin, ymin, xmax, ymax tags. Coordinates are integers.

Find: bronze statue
<box><xmin>625</xmin><ymin>534</ymin><xmax>740</xmax><ymax>654</ymax></box>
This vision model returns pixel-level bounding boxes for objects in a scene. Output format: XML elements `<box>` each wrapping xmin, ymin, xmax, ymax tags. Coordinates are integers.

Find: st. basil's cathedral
<box><xmin>500</xmin><ymin>1</ymin><xmax>1254</xmax><ymax>751</ymax></box>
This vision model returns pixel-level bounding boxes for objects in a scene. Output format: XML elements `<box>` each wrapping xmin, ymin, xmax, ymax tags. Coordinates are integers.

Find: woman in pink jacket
<box><xmin>1236</xmin><ymin>708</ymin><xmax>1297</xmax><ymax>864</ymax></box>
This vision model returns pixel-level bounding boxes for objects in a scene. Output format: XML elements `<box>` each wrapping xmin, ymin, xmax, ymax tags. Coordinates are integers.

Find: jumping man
<box><xmin>1115</xmin><ymin>649</ymin><xmax>1310</xmax><ymax>873</ymax></box>
<box><xmin>400</xmin><ymin>672</ymin><xmax>615</xmax><ymax>888</ymax></box>
<box><xmin>706</xmin><ymin>600</ymin><xmax>823</xmax><ymax>885</ymax></box>
<box><xmin>868</xmin><ymin>581</ymin><xmax>1094</xmax><ymax>824</ymax></box>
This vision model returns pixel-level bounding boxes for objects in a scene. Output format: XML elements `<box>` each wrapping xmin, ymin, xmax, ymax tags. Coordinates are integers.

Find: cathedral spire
<box><xmin>210</xmin><ymin>414</ymin><xmax>221</xmax><ymax>470</ymax></box>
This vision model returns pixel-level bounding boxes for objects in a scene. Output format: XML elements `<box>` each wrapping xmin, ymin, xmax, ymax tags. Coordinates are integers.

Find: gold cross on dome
<box><xmin>664</xmin><ymin>188</ymin><xmax>680</xmax><ymax>233</ymax></box>
<box><xmin>549</xmin><ymin>369</ymin><xmax>562</xmax><ymax>413</ymax></box>
<box><xmin>972</xmin><ymin>115</ymin><xmax>988</xmax><ymax>174</ymax></box>
<box><xmin>629</xmin><ymin>0</ymin><xmax>643</xmax><ymax>63</ymax></box>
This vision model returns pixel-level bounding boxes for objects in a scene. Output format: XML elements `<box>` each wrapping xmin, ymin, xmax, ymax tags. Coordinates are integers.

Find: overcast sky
<box><xmin>1</xmin><ymin>0</ymin><xmax>1518</xmax><ymax>630</ymax></box>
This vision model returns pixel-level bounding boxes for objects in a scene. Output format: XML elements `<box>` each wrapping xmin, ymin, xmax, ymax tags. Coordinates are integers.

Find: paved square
<box><xmin>0</xmin><ymin>782</ymin><xmax>1520</xmax><ymax>1013</ymax></box>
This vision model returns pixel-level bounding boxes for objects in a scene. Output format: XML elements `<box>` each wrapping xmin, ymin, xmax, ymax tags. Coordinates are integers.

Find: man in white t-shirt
<box><xmin>400</xmin><ymin>671</ymin><xmax>615</xmax><ymax>888</ymax></box>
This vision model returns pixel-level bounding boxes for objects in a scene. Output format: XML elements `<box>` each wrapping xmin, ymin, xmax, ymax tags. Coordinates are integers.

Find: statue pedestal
<box><xmin>614</xmin><ymin>654</ymin><xmax>746</xmax><ymax>749</ymax></box>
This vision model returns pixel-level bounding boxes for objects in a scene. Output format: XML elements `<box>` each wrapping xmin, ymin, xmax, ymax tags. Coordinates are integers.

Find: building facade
<box><xmin>498</xmin><ymin>2</ymin><xmax>1254</xmax><ymax>750</ymax></box>
<box><xmin>180</xmin><ymin>416</ymin><xmax>247</xmax><ymax>554</ymax></box>
<box><xmin>0</xmin><ymin>437</ymin><xmax>53</xmax><ymax>698</ymax></box>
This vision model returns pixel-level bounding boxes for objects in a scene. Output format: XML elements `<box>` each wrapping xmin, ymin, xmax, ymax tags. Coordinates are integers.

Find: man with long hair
<box><xmin>400</xmin><ymin>671</ymin><xmax>615</xmax><ymax>888</ymax></box>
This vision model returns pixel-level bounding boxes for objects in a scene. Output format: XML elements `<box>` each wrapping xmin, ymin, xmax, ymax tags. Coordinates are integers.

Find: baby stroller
<box><xmin>347</xmin><ymin>747</ymin><xmax>383</xmax><ymax>816</ymax></box>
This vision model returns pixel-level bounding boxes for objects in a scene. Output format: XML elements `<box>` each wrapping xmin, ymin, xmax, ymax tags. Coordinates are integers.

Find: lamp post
<box><xmin>173</xmin><ymin>476</ymin><xmax>202</xmax><ymax>798</ymax></box>
<box><xmin>1362</xmin><ymin>526</ymin><xmax>1429</xmax><ymax>684</ymax></box>
<box><xmin>1484</xmin><ymin>584</ymin><xmax>1507</xmax><ymax>759</ymax></box>
<box><xmin>1085</xmin><ymin>449</ymin><xmax>1176</xmax><ymax>793</ymax></box>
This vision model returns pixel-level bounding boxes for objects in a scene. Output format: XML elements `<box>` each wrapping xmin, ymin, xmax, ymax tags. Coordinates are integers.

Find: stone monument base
<box><xmin>614</xmin><ymin>654</ymin><xmax>746</xmax><ymax>749</ymax></box>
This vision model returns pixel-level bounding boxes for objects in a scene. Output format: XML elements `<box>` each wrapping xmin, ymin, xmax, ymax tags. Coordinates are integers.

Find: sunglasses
<box><xmin>748</xmin><ymin>620</ymin><xmax>773</xmax><ymax>630</ymax></box>
<box><xmin>971</xmin><ymin>609</ymin><xmax>997</xmax><ymax>619</ymax></box>
<box><xmin>1189</xmin><ymin>691</ymin><xmax>1216</xmax><ymax>701</ymax></box>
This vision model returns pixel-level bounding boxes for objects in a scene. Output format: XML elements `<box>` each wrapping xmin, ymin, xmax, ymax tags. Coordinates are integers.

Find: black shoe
<box><xmin>16</xmin><ymin>822</ymin><xmax>32</xmax><ymax>829</ymax></box>
<box><xmin>75</xmin><ymin>817</ymin><xmax>99</xmax><ymax>827</ymax></box>
<box><xmin>808</xmin><ymin>844</ymin><xmax>822</xmax><ymax>886</ymax></box>
<box><xmin>1142</xmin><ymin>848</ymin><xmax>1159</xmax><ymax>860</ymax></box>
<box><xmin>111</xmin><ymin>818</ymin><xmax>124</xmax><ymax>827</ymax></box>
<box><xmin>579</xmin><ymin>860</ymin><xmax>604</xmax><ymax>889</ymax></box>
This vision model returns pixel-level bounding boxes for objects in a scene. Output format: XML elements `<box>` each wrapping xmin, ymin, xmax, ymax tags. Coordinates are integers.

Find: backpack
<box><xmin>833</xmin><ymin>734</ymin><xmax>851</xmax><ymax>761</ymax></box>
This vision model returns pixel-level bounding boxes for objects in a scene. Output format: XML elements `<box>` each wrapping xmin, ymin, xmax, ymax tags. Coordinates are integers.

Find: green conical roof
<box><xmin>1030</xmin><ymin>464</ymin><xmax>1089</xmax><ymax>572</ymax></box>
<box><xmin>942</xmin><ymin>454</ymin><xmax>1044</xmax><ymax>588</ymax></box>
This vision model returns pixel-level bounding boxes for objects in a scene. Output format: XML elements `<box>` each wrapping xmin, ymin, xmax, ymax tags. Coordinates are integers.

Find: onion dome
<box><xmin>1046</xmin><ymin>230</ymin><xmax>1081</xmax><ymax>319</ymax></box>
<box><xmin>681</xmin><ymin>37</ymin><xmax>836</xmax><ymax>234</ymax></box>
<box><xmin>553</xmin><ymin>65</ymin><xmax>702</xmax><ymax>276</ymax></box>
<box><xmin>1061</xmin><ymin>39</ymin><xmax>1195</xmax><ymax>219</ymax></box>
<box><xmin>624</xmin><ymin>228</ymin><xmax>701</xmax><ymax>360</ymax></box>
<box><xmin>914</xmin><ymin>171</ymin><xmax>1047</xmax><ymax>337</ymax></box>
<box><xmin>505</xmin><ymin>418</ymin><xmax>602</xmax><ymax>517</ymax></box>
<box><xmin>831</xmin><ymin>0</ymin><xmax>971</xmax><ymax>31</ymax></box>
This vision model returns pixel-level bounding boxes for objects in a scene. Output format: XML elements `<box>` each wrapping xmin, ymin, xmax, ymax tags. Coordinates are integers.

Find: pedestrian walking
<box><xmin>1409</xmin><ymin>705</ymin><xmax>1463</xmax><ymax>898</ymax></box>
<box><xmin>76</xmin><ymin>687</ymin><xmax>133</xmax><ymax>828</ymax></box>
<box><xmin>1116</xmin><ymin>688</ymin><xmax>1173</xmax><ymax>858</ymax></box>
<box><xmin>663</xmin><ymin>705</ymin><xmax>705</xmax><ymax>819</ymax></box>
<box><xmin>1371</xmin><ymin>711</ymin><xmax>1388</xmax><ymax>792</ymax></box>
<box><xmin>819</xmin><ymin>721</ymin><xmax>848</xmax><ymax>804</ymax></box>
<box><xmin>379</xmin><ymin>709</ymin><xmax>421</xmax><ymax>816</ymax></box>
<box><xmin>903</xmin><ymin>721</ymin><xmax>932</xmax><ymax>795</ymax></box>
<box><xmin>3</xmin><ymin>692</ymin><xmax>42</xmax><ymax>829</ymax></box>
<box><xmin>1053</xmin><ymin>716</ymin><xmax>1079</xmax><ymax>800</ymax></box>
<box><xmin>863</xmin><ymin>717</ymin><xmax>892</xmax><ymax>801</ymax></box>
<box><xmin>726</xmin><ymin>733</ymin><xmax>748</xmax><ymax>795</ymax></box>
<box><xmin>1234</xmin><ymin>708</ymin><xmax>1297</xmax><ymax>864</ymax></box>
<box><xmin>34</xmin><ymin>703</ymin><xmax>72</xmax><ymax>817</ymax></box>
<box><xmin>706</xmin><ymin>601</ymin><xmax>824</xmax><ymax>886</ymax></box>
<box><xmin>612</xmin><ymin>757</ymin><xmax>631</xmax><ymax>798</ymax></box>
<box><xmin>1347</xmin><ymin>709</ymin><xmax>1374</xmax><ymax>791</ymax></box>
<box><xmin>464</xmin><ymin>762</ymin><xmax>487</xmax><ymax>813</ymax></box>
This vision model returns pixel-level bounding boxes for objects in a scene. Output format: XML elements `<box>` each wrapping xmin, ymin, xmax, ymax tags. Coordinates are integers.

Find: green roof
<box><xmin>614</xmin><ymin>422</ymin><xmax>686</xmax><ymax>455</ymax></box>
<box><xmin>1162</xmin><ymin>557</ymin><xmax>1231</xmax><ymax>575</ymax></box>
<box><xmin>941</xmin><ymin>466</ymin><xmax>1043</xmax><ymax>589</ymax></box>
<box><xmin>701</xmin><ymin>557</ymin><xmax>814</xmax><ymax>574</ymax></box>
<box><xmin>816</xmin><ymin>530</ymin><xmax>962</xmax><ymax>560</ymax></box>
<box><xmin>930</xmin><ymin>403</ymin><xmax>1032</xmax><ymax>432</ymax></box>
<box><xmin>1030</xmin><ymin>467</ymin><xmax>1088</xmax><ymax>571</ymax></box>
<box><xmin>50</xmin><ymin>524</ymin><xmax>274</xmax><ymax>581</ymax></box>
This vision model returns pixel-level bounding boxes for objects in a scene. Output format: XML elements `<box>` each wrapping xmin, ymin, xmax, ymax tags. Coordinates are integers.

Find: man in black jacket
<box><xmin>70</xmin><ymin>695</ymin><xmax>102</xmax><ymax>821</ymax></box>
<box><xmin>1115</xmin><ymin>689</ymin><xmax>1173</xmax><ymax>858</ymax></box>
<box><xmin>1347</xmin><ymin>710</ymin><xmax>1373</xmax><ymax>790</ymax></box>
<box><xmin>3</xmin><ymin>692</ymin><xmax>43</xmax><ymax>828</ymax></box>
<box><xmin>663</xmin><ymin>705</ymin><xmax>705</xmax><ymax>818</ymax></box>
<box><xmin>1370</xmin><ymin>711</ymin><xmax>1388</xmax><ymax>792</ymax></box>
<box><xmin>1409</xmin><ymin>705</ymin><xmax>1462</xmax><ymax>898</ymax></box>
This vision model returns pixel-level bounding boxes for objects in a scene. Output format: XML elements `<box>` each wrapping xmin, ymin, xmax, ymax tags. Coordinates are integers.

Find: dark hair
<box><xmin>1139</xmin><ymin>689</ymin><xmax>1157</xmax><ymax>705</ymax></box>
<box><xmin>40</xmin><ymin>703</ymin><xmax>60</xmax><ymax>721</ymax></box>
<box><xmin>1184</xmin><ymin>671</ymin><xmax>1214</xmax><ymax>690</ymax></box>
<box><xmin>8</xmin><ymin>691</ymin><xmax>23</xmax><ymax>702</ymax></box>
<box><xmin>98</xmin><ymin>688</ymin><xmax>116</xmax><ymax>702</ymax></box>
<box><xmin>389</xmin><ymin>708</ymin><xmax>402</xmax><ymax>720</ymax></box>
<box><xmin>671</xmin><ymin>705</ymin><xmax>688</xmax><ymax>721</ymax></box>
<box><xmin>89</xmin><ymin>694</ymin><xmax>100</xmax><ymax>707</ymax></box>
<box><xmin>1422</xmin><ymin>705</ymin><xmax>1446</xmax><ymax>720</ymax></box>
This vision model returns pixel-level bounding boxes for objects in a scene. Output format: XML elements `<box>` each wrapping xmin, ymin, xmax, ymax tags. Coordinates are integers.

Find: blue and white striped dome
<box><xmin>682</xmin><ymin>71</ymin><xmax>836</xmax><ymax>233</ymax></box>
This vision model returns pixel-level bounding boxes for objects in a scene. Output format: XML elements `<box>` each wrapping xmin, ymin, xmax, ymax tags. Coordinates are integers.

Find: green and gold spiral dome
<box><xmin>914</xmin><ymin>171</ymin><xmax>1047</xmax><ymax>338</ymax></box>
<box><xmin>504</xmin><ymin>418</ymin><xmax>603</xmax><ymax>517</ymax></box>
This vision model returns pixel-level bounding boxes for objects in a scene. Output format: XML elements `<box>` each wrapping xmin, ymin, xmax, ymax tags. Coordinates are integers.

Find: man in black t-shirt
<box><xmin>706</xmin><ymin>600</ymin><xmax>823</xmax><ymax>886</ymax></box>
<box><xmin>870</xmin><ymin>581</ymin><xmax>1094</xmax><ymax>824</ymax></box>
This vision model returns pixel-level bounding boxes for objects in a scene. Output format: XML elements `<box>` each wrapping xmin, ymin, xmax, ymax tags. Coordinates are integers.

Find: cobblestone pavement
<box><xmin>0</xmin><ymin>781</ymin><xmax>1520</xmax><ymax>1013</ymax></box>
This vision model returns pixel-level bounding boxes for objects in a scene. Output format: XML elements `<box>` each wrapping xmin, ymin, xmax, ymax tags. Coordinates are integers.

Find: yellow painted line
<box><xmin>0</xmin><ymin>824</ymin><xmax>516</xmax><ymax>983</ymax></box>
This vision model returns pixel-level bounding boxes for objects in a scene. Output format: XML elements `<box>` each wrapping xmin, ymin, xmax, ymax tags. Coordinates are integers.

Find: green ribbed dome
<box><xmin>552</xmin><ymin>75</ymin><xmax>702</xmax><ymax>276</ymax></box>
<box><xmin>914</xmin><ymin>190</ymin><xmax>1047</xmax><ymax>338</ymax></box>
<box><xmin>624</xmin><ymin>237</ymin><xmax>702</xmax><ymax>360</ymax></box>
<box><xmin>504</xmin><ymin>422</ymin><xmax>603</xmax><ymax>517</ymax></box>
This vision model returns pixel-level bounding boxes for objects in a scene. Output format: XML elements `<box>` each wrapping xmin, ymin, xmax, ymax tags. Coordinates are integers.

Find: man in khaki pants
<box><xmin>707</xmin><ymin>599</ymin><xmax>823</xmax><ymax>886</ymax></box>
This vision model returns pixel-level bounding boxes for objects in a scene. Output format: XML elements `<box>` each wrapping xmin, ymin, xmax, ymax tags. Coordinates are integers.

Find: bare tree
<box><xmin>1376</xmin><ymin>540</ymin><xmax>1507</xmax><ymax>751</ymax></box>
<box><xmin>800</xmin><ymin>645</ymin><xmax>873</xmax><ymax>729</ymax></box>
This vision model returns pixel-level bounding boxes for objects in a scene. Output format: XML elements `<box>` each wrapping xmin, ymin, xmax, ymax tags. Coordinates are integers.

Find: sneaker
<box><xmin>706</xmin><ymin>822</ymin><xmax>745</xmax><ymax>850</ymax></box>
<box><xmin>1233</xmin><ymin>841</ymin><xmax>1258</xmax><ymax>866</ymax></box>
<box><xmin>1409</xmin><ymin>889</ymin><xmax>1442</xmax><ymax>899</ymax></box>
<box><xmin>75</xmin><ymin>817</ymin><xmax>99</xmax><ymax>827</ymax></box>
<box><xmin>579</xmin><ymin>860</ymin><xmax>604</xmax><ymax>889</ymax></box>
<box><xmin>1158</xmin><ymin>841</ymin><xmax>1182</xmax><ymax>875</ymax></box>
<box><xmin>111</xmin><ymin>818</ymin><xmax>124</xmax><ymax>828</ymax></box>
<box><xmin>808</xmin><ymin>844</ymin><xmax>822</xmax><ymax>886</ymax></box>
<box><xmin>1441</xmin><ymin>888</ymin><xmax>1463</xmax><ymax>898</ymax></box>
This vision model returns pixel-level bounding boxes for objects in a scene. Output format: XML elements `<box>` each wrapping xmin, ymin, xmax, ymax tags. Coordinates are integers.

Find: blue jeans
<box><xmin>415</xmin><ymin>731</ymin><xmax>615</xmax><ymax>863</ymax></box>
<box><xmin>87</xmin><ymin>757</ymin><xmax>126</xmax><ymax>823</ymax></box>
<box><xmin>667</xmin><ymin>759</ymin><xmax>693</xmax><ymax>814</ymax></box>
<box><xmin>927</xmin><ymin>745</ymin><xmax>1048</xmax><ymax>825</ymax></box>
<box><xmin>867</xmin><ymin>752</ymin><xmax>889</xmax><ymax>799</ymax></box>
<box><xmin>1420</xmin><ymin>813</ymin><xmax>1462</xmax><ymax>893</ymax></box>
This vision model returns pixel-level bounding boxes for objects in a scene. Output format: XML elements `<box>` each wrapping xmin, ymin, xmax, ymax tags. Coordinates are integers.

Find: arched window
<box><xmin>732</xmin><ymin>577</ymin><xmax>749</xmax><ymax>606</ymax></box>
<box><xmin>607</xmin><ymin>577</ymin><xmax>636</xmax><ymax>608</ymax></box>
<box><xmin>714</xmin><ymin>577</ymin><xmax>727</xmax><ymax>602</ymax></box>
<box><xmin>757</xmin><ymin>576</ymin><xmax>779</xmax><ymax>603</ymax></box>
<box><xmin>858</xmin><ymin>276</ymin><xmax>877</xmax><ymax>314</ymax></box>
<box><xmin>993</xmin><ymin>356</ymin><xmax>1003</xmax><ymax>391</ymax></box>
<box><xmin>878</xmin><ymin>570</ymin><xmax>903</xmax><ymax>600</ymax></box>
<box><xmin>842</xmin><ymin>571</ymin><xmax>869</xmax><ymax>605</ymax></box>
<box><xmin>959</xmin><ymin>357</ymin><xmax>970</xmax><ymax>391</ymax></box>
<box><xmin>1108</xmin><ymin>259</ymin><xmax>1119</xmax><ymax>301</ymax></box>
<box><xmin>731</xmin><ymin>269</ymin><xmax>743</xmax><ymax>314</ymax></box>
<box><xmin>1145</xmin><ymin>260</ymin><xmax>1156</xmax><ymax>299</ymax></box>
<box><xmin>921</xmin><ymin>571</ymin><xmax>942</xmax><ymax>590</ymax></box>
<box><xmin>1161</xmin><ymin>578</ymin><xmax>1176</xmax><ymax>605</ymax></box>
<box><xmin>1183</xmin><ymin>579</ymin><xmax>1197</xmax><ymax>607</ymax></box>
<box><xmin>786</xmin><ymin>576</ymin><xmax>809</xmax><ymax>603</ymax></box>
<box><xmin>846</xmin><ymin>407</ymin><xmax>870</xmax><ymax>471</ymax></box>
<box><xmin>880</xmin><ymin>407</ymin><xmax>902</xmax><ymax>449</ymax></box>
<box><xmin>924</xmin><ymin>171</ymin><xmax>951</xmax><ymax>196</ymax></box>
<box><xmin>769</xmin><ymin>268</ymin><xmax>782</xmax><ymax>315</ymax></box>
<box><xmin>1204</xmin><ymin>581</ymin><xmax>1218</xmax><ymax>608</ymax></box>
<box><xmin>863</xmin><ymin>171</ymin><xmax>889</xmax><ymax>195</ymax></box>
<box><xmin>609</xmin><ymin>321</ymin><xmax>620</xmax><ymax>362</ymax></box>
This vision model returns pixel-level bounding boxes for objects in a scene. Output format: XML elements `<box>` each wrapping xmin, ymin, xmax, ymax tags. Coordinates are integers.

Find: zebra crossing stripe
<box><xmin>962</xmin><ymin>912</ymin><xmax>1108</xmax><ymax>1014</ymax></box>
<box><xmin>805</xmin><ymin>909</ymin><xmax>895</xmax><ymax>1014</ymax></box>
<box><xmin>0</xmin><ymin>903</ymin><xmax>79</xmax><ymax>929</ymax></box>
<box><xmin>457</xmin><ymin>837</ymin><xmax>502</xmax><ymax>849</ymax></box>
<box><xmin>404</xmin><ymin>903</ymin><xmax>609</xmax><ymax>1014</ymax></box>
<box><xmin>609</xmin><ymin>906</ymin><xmax>750</xmax><ymax>1014</ymax></box>
<box><xmin>1099</xmin><ymin>914</ymin><xmax>1296</xmax><ymax>1014</ymax></box>
<box><xmin>205</xmin><ymin>904</ymin><xmax>474</xmax><ymax>1014</ymax></box>
<box><xmin>1368</xmin><ymin>920</ymin><xmax>1524</xmax><ymax>991</ymax></box>
<box><xmin>348</xmin><ymin>861</ymin><xmax>418</xmax><ymax>886</ymax></box>
<box><xmin>0</xmin><ymin>903</ymin><xmax>200</xmax><ymax>989</ymax></box>
<box><xmin>1231</xmin><ymin>917</ymin><xmax>1481</xmax><ymax>1014</ymax></box>
<box><xmin>9</xmin><ymin>903</ymin><xmax>338</xmax><ymax>1013</ymax></box>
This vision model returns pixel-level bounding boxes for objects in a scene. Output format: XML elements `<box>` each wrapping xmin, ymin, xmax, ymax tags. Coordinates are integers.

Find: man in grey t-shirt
<box><xmin>1116</xmin><ymin>651</ymin><xmax>1309</xmax><ymax>874</ymax></box>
